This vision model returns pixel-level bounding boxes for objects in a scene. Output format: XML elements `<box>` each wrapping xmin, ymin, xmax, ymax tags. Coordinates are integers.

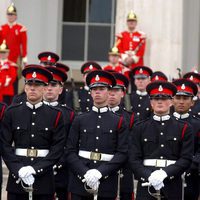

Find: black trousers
<box><xmin>120</xmin><ymin>192</ymin><xmax>134</xmax><ymax>200</ymax></box>
<box><xmin>71</xmin><ymin>193</ymin><xmax>115</xmax><ymax>200</ymax></box>
<box><xmin>56</xmin><ymin>187</ymin><xmax>68</xmax><ymax>200</ymax></box>
<box><xmin>184</xmin><ymin>173</ymin><xmax>199</xmax><ymax>200</ymax></box>
<box><xmin>7</xmin><ymin>193</ymin><xmax>54</xmax><ymax>200</ymax></box>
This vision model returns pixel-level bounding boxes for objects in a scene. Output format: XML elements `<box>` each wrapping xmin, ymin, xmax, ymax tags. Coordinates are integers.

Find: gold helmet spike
<box><xmin>0</xmin><ymin>40</ymin><xmax>9</xmax><ymax>53</ymax></box>
<box><xmin>7</xmin><ymin>2</ymin><xmax>17</xmax><ymax>15</ymax></box>
<box><xmin>109</xmin><ymin>46</ymin><xmax>120</xmax><ymax>56</ymax></box>
<box><xmin>127</xmin><ymin>10</ymin><xmax>137</xmax><ymax>21</ymax></box>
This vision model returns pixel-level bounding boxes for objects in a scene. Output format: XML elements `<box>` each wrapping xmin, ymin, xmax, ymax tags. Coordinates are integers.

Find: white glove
<box><xmin>132</xmin><ymin>55</ymin><xmax>139</xmax><ymax>63</ymax></box>
<box><xmin>84</xmin><ymin>169</ymin><xmax>102</xmax><ymax>189</ymax></box>
<box><xmin>153</xmin><ymin>182</ymin><xmax>164</xmax><ymax>190</ymax></box>
<box><xmin>4</xmin><ymin>77</ymin><xmax>11</xmax><ymax>87</ymax></box>
<box><xmin>22</xmin><ymin>56</ymin><xmax>28</xmax><ymax>64</ymax></box>
<box><xmin>18</xmin><ymin>166</ymin><xmax>36</xmax><ymax>178</ymax></box>
<box><xmin>148</xmin><ymin>169</ymin><xmax>167</xmax><ymax>188</ymax></box>
<box><xmin>21</xmin><ymin>174</ymin><xmax>35</xmax><ymax>186</ymax></box>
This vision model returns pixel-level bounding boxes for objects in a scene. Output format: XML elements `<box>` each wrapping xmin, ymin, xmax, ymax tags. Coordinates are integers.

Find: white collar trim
<box><xmin>43</xmin><ymin>100</ymin><xmax>58</xmax><ymax>106</ymax></box>
<box><xmin>109</xmin><ymin>106</ymin><xmax>120</xmax><ymax>113</ymax></box>
<box><xmin>136</xmin><ymin>90</ymin><xmax>147</xmax><ymax>96</ymax></box>
<box><xmin>153</xmin><ymin>114</ymin><xmax>170</xmax><ymax>121</ymax></box>
<box><xmin>26</xmin><ymin>101</ymin><xmax>43</xmax><ymax>109</ymax></box>
<box><xmin>92</xmin><ymin>106</ymin><xmax>108</xmax><ymax>113</ymax></box>
<box><xmin>173</xmin><ymin>112</ymin><xmax>189</xmax><ymax>119</ymax></box>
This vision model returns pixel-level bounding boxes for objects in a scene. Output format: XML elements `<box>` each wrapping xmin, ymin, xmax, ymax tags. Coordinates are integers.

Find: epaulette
<box><xmin>134</xmin><ymin>118</ymin><xmax>149</xmax><ymax>127</ymax></box>
<box><xmin>116</xmin><ymin>33</ymin><xmax>123</xmax><ymax>38</ymax></box>
<box><xmin>20</xmin><ymin>25</ymin><xmax>27</xmax><ymax>32</ymax></box>
<box><xmin>61</xmin><ymin>104</ymin><xmax>74</xmax><ymax>111</ymax></box>
<box><xmin>46</xmin><ymin>104</ymin><xmax>61</xmax><ymax>112</ymax></box>
<box><xmin>109</xmin><ymin>110</ymin><xmax>121</xmax><ymax>117</ymax></box>
<box><xmin>138</xmin><ymin>30</ymin><xmax>146</xmax><ymax>38</ymax></box>
<box><xmin>123</xmin><ymin>107</ymin><xmax>133</xmax><ymax>114</ymax></box>
<box><xmin>6</xmin><ymin>101</ymin><xmax>23</xmax><ymax>111</ymax></box>
<box><xmin>192</xmin><ymin>115</ymin><xmax>200</xmax><ymax>120</ymax></box>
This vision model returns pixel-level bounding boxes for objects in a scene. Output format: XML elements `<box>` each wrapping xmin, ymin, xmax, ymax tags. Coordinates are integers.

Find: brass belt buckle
<box><xmin>90</xmin><ymin>152</ymin><xmax>101</xmax><ymax>161</ymax></box>
<box><xmin>27</xmin><ymin>149</ymin><xmax>38</xmax><ymax>157</ymax></box>
<box><xmin>156</xmin><ymin>159</ymin><xmax>167</xmax><ymax>167</ymax></box>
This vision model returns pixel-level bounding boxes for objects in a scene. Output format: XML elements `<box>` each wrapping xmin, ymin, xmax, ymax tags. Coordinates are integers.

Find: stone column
<box><xmin>115</xmin><ymin>0</ymin><xmax>184</xmax><ymax>79</ymax></box>
<box><xmin>182</xmin><ymin>0</ymin><xmax>200</xmax><ymax>73</ymax></box>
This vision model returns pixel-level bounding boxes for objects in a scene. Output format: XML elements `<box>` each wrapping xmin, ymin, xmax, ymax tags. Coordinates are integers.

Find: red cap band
<box><xmin>150</xmin><ymin>88</ymin><xmax>173</xmax><ymax>96</ymax></box>
<box><xmin>90</xmin><ymin>76</ymin><xmax>112</xmax><ymax>85</ymax></box>
<box><xmin>26</xmin><ymin>73</ymin><xmax>48</xmax><ymax>83</ymax></box>
<box><xmin>177</xmin><ymin>85</ymin><xmax>193</xmax><ymax>94</ymax></box>
<box><xmin>40</xmin><ymin>57</ymin><xmax>56</xmax><ymax>63</ymax></box>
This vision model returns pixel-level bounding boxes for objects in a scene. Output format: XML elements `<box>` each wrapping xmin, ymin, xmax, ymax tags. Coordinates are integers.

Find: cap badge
<box><xmin>32</xmin><ymin>72</ymin><xmax>37</xmax><ymax>78</ymax></box>
<box><xmin>95</xmin><ymin>75</ymin><xmax>100</xmax><ymax>81</ymax></box>
<box><xmin>158</xmin><ymin>85</ymin><xmax>163</xmax><ymax>92</ymax></box>
<box><xmin>155</xmin><ymin>75</ymin><xmax>159</xmax><ymax>80</ymax></box>
<box><xmin>190</xmin><ymin>76</ymin><xmax>193</xmax><ymax>80</ymax></box>
<box><xmin>181</xmin><ymin>84</ymin><xmax>185</xmax><ymax>90</ymax></box>
<box><xmin>47</xmin><ymin>56</ymin><xmax>51</xmax><ymax>61</ymax></box>
<box><xmin>139</xmin><ymin>68</ymin><xmax>143</xmax><ymax>74</ymax></box>
<box><xmin>89</xmin><ymin>65</ymin><xmax>93</xmax><ymax>70</ymax></box>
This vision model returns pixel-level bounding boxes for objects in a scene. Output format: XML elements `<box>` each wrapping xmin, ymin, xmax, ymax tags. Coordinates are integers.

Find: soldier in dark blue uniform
<box><xmin>172</xmin><ymin>78</ymin><xmax>200</xmax><ymax>200</ymax></box>
<box><xmin>151</xmin><ymin>71</ymin><xmax>168</xmax><ymax>82</ymax></box>
<box><xmin>43</xmin><ymin>66</ymin><xmax>75</xmax><ymax>200</ymax></box>
<box><xmin>54</xmin><ymin>62</ymin><xmax>75</xmax><ymax>106</ymax></box>
<box><xmin>0</xmin><ymin>102</ymin><xmax>7</xmax><ymax>200</ymax></box>
<box><xmin>183</xmin><ymin>71</ymin><xmax>200</xmax><ymax>118</ymax></box>
<box><xmin>65</xmin><ymin>61</ymin><xmax>102</xmax><ymax>113</ymax></box>
<box><xmin>0</xmin><ymin>65</ymin><xmax>66</xmax><ymax>200</ymax></box>
<box><xmin>66</xmin><ymin>70</ymin><xmax>129</xmax><ymax>200</ymax></box>
<box><xmin>129</xmin><ymin>81</ymin><xmax>194</xmax><ymax>200</ymax></box>
<box><xmin>130</xmin><ymin>66</ymin><xmax>152</xmax><ymax>121</ymax></box>
<box><xmin>12</xmin><ymin>52</ymin><xmax>60</xmax><ymax>104</ymax></box>
<box><xmin>108</xmin><ymin>72</ymin><xmax>137</xmax><ymax>200</ymax></box>
<box><xmin>38</xmin><ymin>51</ymin><xmax>59</xmax><ymax>67</ymax></box>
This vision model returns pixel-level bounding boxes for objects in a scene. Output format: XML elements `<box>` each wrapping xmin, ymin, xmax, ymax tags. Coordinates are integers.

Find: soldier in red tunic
<box><xmin>0</xmin><ymin>3</ymin><xmax>27</xmax><ymax>64</ymax></box>
<box><xmin>116</xmin><ymin>11</ymin><xmax>146</xmax><ymax>70</ymax></box>
<box><xmin>0</xmin><ymin>40</ymin><xmax>17</xmax><ymax>105</ymax></box>
<box><xmin>0</xmin><ymin>3</ymin><xmax>28</xmax><ymax>96</ymax></box>
<box><xmin>103</xmin><ymin>47</ymin><xmax>130</xmax><ymax>79</ymax></box>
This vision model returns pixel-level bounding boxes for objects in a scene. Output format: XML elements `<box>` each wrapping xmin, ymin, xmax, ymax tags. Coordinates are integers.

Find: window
<box><xmin>61</xmin><ymin>0</ymin><xmax>116</xmax><ymax>62</ymax></box>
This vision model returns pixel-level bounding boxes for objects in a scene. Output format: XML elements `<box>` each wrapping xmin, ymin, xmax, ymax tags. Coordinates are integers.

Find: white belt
<box><xmin>143</xmin><ymin>159</ymin><xmax>176</xmax><ymax>168</ymax></box>
<box><xmin>15</xmin><ymin>148</ymin><xmax>49</xmax><ymax>157</ymax></box>
<box><xmin>78</xmin><ymin>150</ymin><xmax>114</xmax><ymax>161</ymax></box>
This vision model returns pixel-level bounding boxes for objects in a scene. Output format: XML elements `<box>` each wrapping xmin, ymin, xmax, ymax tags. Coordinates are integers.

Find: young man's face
<box><xmin>0</xmin><ymin>52</ymin><xmax>9</xmax><ymax>60</ymax></box>
<box><xmin>134</xmin><ymin>77</ymin><xmax>150</xmax><ymax>91</ymax></box>
<box><xmin>108</xmin><ymin>55</ymin><xmax>119</xmax><ymax>65</ymax></box>
<box><xmin>127</xmin><ymin>20</ymin><xmax>137</xmax><ymax>31</ymax></box>
<box><xmin>173</xmin><ymin>95</ymin><xmax>194</xmax><ymax>114</ymax></box>
<box><xmin>108</xmin><ymin>88</ymin><xmax>124</xmax><ymax>107</ymax></box>
<box><xmin>91</xmin><ymin>86</ymin><xmax>109</xmax><ymax>107</ymax></box>
<box><xmin>7</xmin><ymin>14</ymin><xmax>17</xmax><ymax>23</ymax></box>
<box><xmin>43</xmin><ymin>82</ymin><xmax>63</xmax><ymax>102</ymax></box>
<box><xmin>151</xmin><ymin>98</ymin><xmax>172</xmax><ymax>115</ymax></box>
<box><xmin>25</xmin><ymin>82</ymin><xmax>45</xmax><ymax>103</ymax></box>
